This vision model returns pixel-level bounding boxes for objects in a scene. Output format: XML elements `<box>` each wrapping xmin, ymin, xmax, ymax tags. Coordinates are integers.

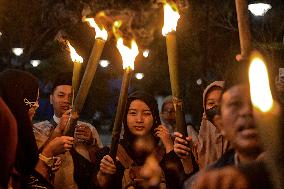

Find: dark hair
<box><xmin>51</xmin><ymin>72</ymin><xmax>72</xmax><ymax>93</ymax></box>
<box><xmin>0</xmin><ymin>69</ymin><xmax>39</xmax><ymax>175</ymax></box>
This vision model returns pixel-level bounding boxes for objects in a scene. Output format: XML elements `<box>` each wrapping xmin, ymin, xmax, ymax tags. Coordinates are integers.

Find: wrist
<box><xmin>39</xmin><ymin>153</ymin><xmax>55</xmax><ymax>168</ymax></box>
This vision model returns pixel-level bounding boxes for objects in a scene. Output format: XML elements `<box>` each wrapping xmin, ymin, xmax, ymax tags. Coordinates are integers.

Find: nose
<box><xmin>239</xmin><ymin>101</ymin><xmax>253</xmax><ymax>119</ymax></box>
<box><xmin>136</xmin><ymin>113</ymin><xmax>143</xmax><ymax>123</ymax></box>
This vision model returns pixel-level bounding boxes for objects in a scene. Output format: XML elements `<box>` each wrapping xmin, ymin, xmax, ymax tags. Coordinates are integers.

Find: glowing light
<box><xmin>196</xmin><ymin>78</ymin><xmax>202</xmax><ymax>85</ymax></box>
<box><xmin>249</xmin><ymin>56</ymin><xmax>273</xmax><ymax>112</ymax></box>
<box><xmin>83</xmin><ymin>17</ymin><xmax>108</xmax><ymax>40</ymax></box>
<box><xmin>30</xmin><ymin>60</ymin><xmax>41</xmax><ymax>67</ymax></box>
<box><xmin>67</xmin><ymin>41</ymin><xmax>83</xmax><ymax>63</ymax></box>
<box><xmin>116</xmin><ymin>38</ymin><xmax>139</xmax><ymax>70</ymax></box>
<box><xmin>248</xmin><ymin>3</ymin><xmax>272</xmax><ymax>16</ymax></box>
<box><xmin>12</xmin><ymin>48</ymin><xmax>24</xmax><ymax>56</ymax></box>
<box><xmin>135</xmin><ymin>73</ymin><xmax>144</xmax><ymax>80</ymax></box>
<box><xmin>162</xmin><ymin>3</ymin><xmax>180</xmax><ymax>36</ymax></box>
<box><xmin>143</xmin><ymin>49</ymin><xmax>150</xmax><ymax>58</ymax></box>
<box><xmin>99</xmin><ymin>60</ymin><xmax>110</xmax><ymax>68</ymax></box>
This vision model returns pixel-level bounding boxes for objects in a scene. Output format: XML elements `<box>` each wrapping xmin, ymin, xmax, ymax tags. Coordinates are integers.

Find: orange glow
<box><xmin>162</xmin><ymin>3</ymin><xmax>180</xmax><ymax>36</ymax></box>
<box><xmin>83</xmin><ymin>17</ymin><xmax>108</xmax><ymax>40</ymax></box>
<box><xmin>67</xmin><ymin>41</ymin><xmax>83</xmax><ymax>63</ymax></box>
<box><xmin>116</xmin><ymin>38</ymin><xmax>139</xmax><ymax>70</ymax></box>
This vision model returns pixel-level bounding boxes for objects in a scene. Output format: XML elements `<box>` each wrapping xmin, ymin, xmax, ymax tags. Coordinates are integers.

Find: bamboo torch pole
<box><xmin>235</xmin><ymin>0</ymin><xmax>252</xmax><ymax>59</ymax></box>
<box><xmin>109</xmin><ymin>38</ymin><xmax>139</xmax><ymax>159</ymax></box>
<box><xmin>162</xmin><ymin>3</ymin><xmax>187</xmax><ymax>136</ymax></box>
<box><xmin>64</xmin><ymin>18</ymin><xmax>108</xmax><ymax>136</ymax></box>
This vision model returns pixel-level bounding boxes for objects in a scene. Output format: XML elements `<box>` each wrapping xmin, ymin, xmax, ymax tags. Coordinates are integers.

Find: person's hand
<box><xmin>190</xmin><ymin>166</ymin><xmax>249</xmax><ymax>189</ymax></box>
<box><xmin>42</xmin><ymin>136</ymin><xmax>74</xmax><ymax>157</ymax></box>
<box><xmin>51</xmin><ymin>157</ymin><xmax>62</xmax><ymax>172</ymax></box>
<box><xmin>155</xmin><ymin>125</ymin><xmax>173</xmax><ymax>153</ymax></box>
<box><xmin>57</xmin><ymin>109</ymin><xmax>72</xmax><ymax>132</ymax></box>
<box><xmin>140</xmin><ymin>154</ymin><xmax>163</xmax><ymax>188</ymax></box>
<box><xmin>97</xmin><ymin>155</ymin><xmax>116</xmax><ymax>188</ymax></box>
<box><xmin>174</xmin><ymin>132</ymin><xmax>192</xmax><ymax>159</ymax></box>
<box><xmin>75</xmin><ymin>124</ymin><xmax>93</xmax><ymax>144</ymax></box>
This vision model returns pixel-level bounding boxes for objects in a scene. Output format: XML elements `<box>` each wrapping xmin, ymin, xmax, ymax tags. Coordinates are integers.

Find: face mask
<box><xmin>205</xmin><ymin>106</ymin><xmax>219</xmax><ymax>123</ymax></box>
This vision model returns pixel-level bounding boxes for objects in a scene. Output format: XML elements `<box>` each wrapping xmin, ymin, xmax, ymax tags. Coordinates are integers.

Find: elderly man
<box><xmin>33</xmin><ymin>72</ymin><xmax>103</xmax><ymax>189</ymax></box>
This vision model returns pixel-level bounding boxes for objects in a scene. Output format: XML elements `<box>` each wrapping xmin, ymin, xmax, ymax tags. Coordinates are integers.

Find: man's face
<box><xmin>50</xmin><ymin>85</ymin><xmax>72</xmax><ymax>117</ymax></box>
<box><xmin>219</xmin><ymin>84</ymin><xmax>262</xmax><ymax>155</ymax></box>
<box><xmin>161</xmin><ymin>102</ymin><xmax>176</xmax><ymax>126</ymax></box>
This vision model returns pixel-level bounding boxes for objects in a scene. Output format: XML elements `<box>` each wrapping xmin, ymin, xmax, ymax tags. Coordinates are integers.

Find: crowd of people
<box><xmin>0</xmin><ymin>58</ymin><xmax>282</xmax><ymax>189</ymax></box>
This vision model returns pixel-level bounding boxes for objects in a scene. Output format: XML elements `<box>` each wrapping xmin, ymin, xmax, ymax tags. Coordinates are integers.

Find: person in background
<box><xmin>33</xmin><ymin>72</ymin><xmax>103</xmax><ymax>189</ymax></box>
<box><xmin>174</xmin><ymin>81</ymin><xmax>231</xmax><ymax>175</ymax></box>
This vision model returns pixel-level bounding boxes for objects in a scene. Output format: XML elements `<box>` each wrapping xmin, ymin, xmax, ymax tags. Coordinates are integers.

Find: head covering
<box><xmin>193</xmin><ymin>81</ymin><xmax>231</xmax><ymax>169</ymax></box>
<box><xmin>122</xmin><ymin>91</ymin><xmax>161</xmax><ymax>145</ymax></box>
<box><xmin>51</xmin><ymin>72</ymin><xmax>72</xmax><ymax>93</ymax></box>
<box><xmin>0</xmin><ymin>69</ymin><xmax>39</xmax><ymax>175</ymax></box>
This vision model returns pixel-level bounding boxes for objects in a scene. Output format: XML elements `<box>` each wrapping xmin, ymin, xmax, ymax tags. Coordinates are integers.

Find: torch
<box><xmin>64</xmin><ymin>18</ymin><xmax>108</xmax><ymax>136</ymax></box>
<box><xmin>67</xmin><ymin>41</ymin><xmax>83</xmax><ymax>97</ymax></box>
<box><xmin>162</xmin><ymin>2</ymin><xmax>187</xmax><ymax>136</ymax></box>
<box><xmin>109</xmin><ymin>38</ymin><xmax>139</xmax><ymax>159</ymax></box>
<box><xmin>249</xmin><ymin>51</ymin><xmax>284</xmax><ymax>189</ymax></box>
<box><xmin>235</xmin><ymin>0</ymin><xmax>252</xmax><ymax>59</ymax></box>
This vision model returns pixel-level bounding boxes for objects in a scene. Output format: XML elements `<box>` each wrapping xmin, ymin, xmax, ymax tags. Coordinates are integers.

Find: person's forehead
<box><xmin>222</xmin><ymin>84</ymin><xmax>249</xmax><ymax>101</ymax></box>
<box><xmin>54</xmin><ymin>85</ymin><xmax>72</xmax><ymax>93</ymax></box>
<box><xmin>129</xmin><ymin>99</ymin><xmax>150</xmax><ymax>109</ymax></box>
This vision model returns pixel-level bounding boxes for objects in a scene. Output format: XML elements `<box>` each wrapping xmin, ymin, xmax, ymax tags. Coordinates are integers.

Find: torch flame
<box><xmin>249</xmin><ymin>55</ymin><xmax>273</xmax><ymax>112</ymax></box>
<box><xmin>116</xmin><ymin>38</ymin><xmax>139</xmax><ymax>70</ymax></box>
<box><xmin>67</xmin><ymin>41</ymin><xmax>83</xmax><ymax>63</ymax></box>
<box><xmin>83</xmin><ymin>17</ymin><xmax>108</xmax><ymax>40</ymax></box>
<box><xmin>162</xmin><ymin>3</ymin><xmax>180</xmax><ymax>36</ymax></box>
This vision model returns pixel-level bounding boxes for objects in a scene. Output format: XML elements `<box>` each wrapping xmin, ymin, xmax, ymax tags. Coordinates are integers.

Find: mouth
<box><xmin>60</xmin><ymin>105</ymin><xmax>70</xmax><ymax>110</ymax></box>
<box><xmin>237</xmin><ymin>124</ymin><xmax>258</xmax><ymax>139</ymax></box>
<box><xmin>134</xmin><ymin>126</ymin><xmax>145</xmax><ymax>131</ymax></box>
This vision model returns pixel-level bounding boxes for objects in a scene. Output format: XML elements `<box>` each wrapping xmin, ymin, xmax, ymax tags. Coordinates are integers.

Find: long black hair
<box><xmin>0</xmin><ymin>69</ymin><xmax>39</xmax><ymax>175</ymax></box>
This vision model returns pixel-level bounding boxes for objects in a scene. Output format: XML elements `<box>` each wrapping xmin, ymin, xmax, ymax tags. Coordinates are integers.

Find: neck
<box><xmin>237</xmin><ymin>151</ymin><xmax>260</xmax><ymax>164</ymax></box>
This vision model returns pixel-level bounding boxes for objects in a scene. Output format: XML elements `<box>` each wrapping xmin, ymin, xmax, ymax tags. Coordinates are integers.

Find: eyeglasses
<box><xmin>24</xmin><ymin>98</ymin><xmax>39</xmax><ymax>109</ymax></box>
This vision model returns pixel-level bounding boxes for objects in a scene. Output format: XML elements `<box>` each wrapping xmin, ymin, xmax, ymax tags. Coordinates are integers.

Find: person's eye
<box><xmin>128</xmin><ymin>111</ymin><xmax>136</xmax><ymax>115</ymax></box>
<box><xmin>144</xmin><ymin>111</ymin><xmax>152</xmax><ymax>116</ymax></box>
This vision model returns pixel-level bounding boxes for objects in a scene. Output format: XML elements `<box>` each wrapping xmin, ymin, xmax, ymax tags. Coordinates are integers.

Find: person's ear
<box><xmin>50</xmin><ymin>94</ymin><xmax>53</xmax><ymax>105</ymax></box>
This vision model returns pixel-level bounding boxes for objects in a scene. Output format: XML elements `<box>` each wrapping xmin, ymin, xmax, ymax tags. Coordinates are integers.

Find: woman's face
<box><xmin>27</xmin><ymin>89</ymin><xmax>39</xmax><ymax>121</ymax></box>
<box><xmin>127</xmin><ymin>99</ymin><xmax>154</xmax><ymax>136</ymax></box>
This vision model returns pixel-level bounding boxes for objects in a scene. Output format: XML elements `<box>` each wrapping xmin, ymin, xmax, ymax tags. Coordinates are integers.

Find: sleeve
<box><xmin>33</xmin><ymin>122</ymin><xmax>51</xmax><ymax>149</ymax></box>
<box><xmin>160</xmin><ymin>150</ymin><xmax>185</xmax><ymax>189</ymax></box>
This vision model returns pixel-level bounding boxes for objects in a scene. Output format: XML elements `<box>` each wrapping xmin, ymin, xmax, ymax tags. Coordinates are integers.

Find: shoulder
<box><xmin>33</xmin><ymin>120</ymin><xmax>53</xmax><ymax>133</ymax></box>
<box><xmin>207</xmin><ymin>149</ymin><xmax>235</xmax><ymax>170</ymax></box>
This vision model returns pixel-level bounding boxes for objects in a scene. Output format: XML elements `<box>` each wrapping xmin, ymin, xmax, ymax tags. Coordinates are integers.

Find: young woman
<box><xmin>95</xmin><ymin>91</ymin><xmax>184</xmax><ymax>189</ymax></box>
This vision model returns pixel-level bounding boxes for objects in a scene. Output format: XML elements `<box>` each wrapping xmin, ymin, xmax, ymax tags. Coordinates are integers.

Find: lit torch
<box><xmin>109</xmin><ymin>37</ymin><xmax>139</xmax><ymax>159</ymax></box>
<box><xmin>64</xmin><ymin>18</ymin><xmax>108</xmax><ymax>136</ymax></box>
<box><xmin>249</xmin><ymin>51</ymin><xmax>284</xmax><ymax>189</ymax></box>
<box><xmin>67</xmin><ymin>41</ymin><xmax>83</xmax><ymax>97</ymax></box>
<box><xmin>162</xmin><ymin>2</ymin><xmax>187</xmax><ymax>136</ymax></box>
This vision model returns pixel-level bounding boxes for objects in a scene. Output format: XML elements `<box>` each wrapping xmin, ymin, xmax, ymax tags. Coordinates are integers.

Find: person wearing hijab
<box><xmin>94</xmin><ymin>91</ymin><xmax>183</xmax><ymax>189</ymax></box>
<box><xmin>174</xmin><ymin>81</ymin><xmax>231</xmax><ymax>176</ymax></box>
<box><xmin>0</xmin><ymin>69</ymin><xmax>74</xmax><ymax>188</ymax></box>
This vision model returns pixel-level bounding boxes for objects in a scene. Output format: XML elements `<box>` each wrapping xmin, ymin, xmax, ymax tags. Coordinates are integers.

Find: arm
<box><xmin>155</xmin><ymin>125</ymin><xmax>174</xmax><ymax>153</ymax></box>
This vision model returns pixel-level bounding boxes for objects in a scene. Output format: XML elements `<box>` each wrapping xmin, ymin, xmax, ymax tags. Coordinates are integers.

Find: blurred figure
<box><xmin>95</xmin><ymin>91</ymin><xmax>183</xmax><ymax>189</ymax></box>
<box><xmin>186</xmin><ymin>61</ymin><xmax>264</xmax><ymax>189</ymax></box>
<box><xmin>0</xmin><ymin>69</ymin><xmax>74</xmax><ymax>188</ymax></box>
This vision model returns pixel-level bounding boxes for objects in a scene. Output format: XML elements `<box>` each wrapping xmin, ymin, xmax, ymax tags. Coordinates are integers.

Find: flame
<box><xmin>249</xmin><ymin>54</ymin><xmax>273</xmax><ymax>112</ymax></box>
<box><xmin>83</xmin><ymin>17</ymin><xmax>108</xmax><ymax>40</ymax></box>
<box><xmin>67</xmin><ymin>41</ymin><xmax>83</xmax><ymax>63</ymax></box>
<box><xmin>116</xmin><ymin>38</ymin><xmax>139</xmax><ymax>70</ymax></box>
<box><xmin>162</xmin><ymin>3</ymin><xmax>180</xmax><ymax>36</ymax></box>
